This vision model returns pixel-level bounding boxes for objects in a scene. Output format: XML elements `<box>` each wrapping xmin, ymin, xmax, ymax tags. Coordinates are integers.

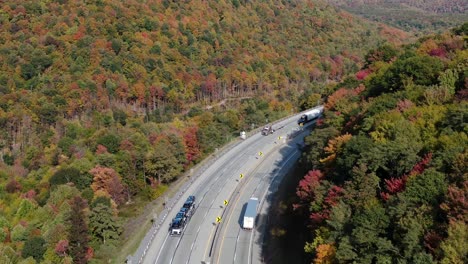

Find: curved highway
<box><xmin>141</xmin><ymin>111</ymin><xmax>315</xmax><ymax>264</ymax></box>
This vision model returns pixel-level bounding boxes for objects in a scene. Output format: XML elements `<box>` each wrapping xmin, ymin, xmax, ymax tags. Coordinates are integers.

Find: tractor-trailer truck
<box><xmin>242</xmin><ymin>197</ymin><xmax>259</xmax><ymax>230</ymax></box>
<box><xmin>297</xmin><ymin>106</ymin><xmax>324</xmax><ymax>125</ymax></box>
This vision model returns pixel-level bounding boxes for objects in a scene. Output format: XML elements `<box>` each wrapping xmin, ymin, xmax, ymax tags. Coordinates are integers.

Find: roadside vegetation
<box><xmin>0</xmin><ymin>0</ymin><xmax>411</xmax><ymax>262</ymax></box>
<box><xmin>325</xmin><ymin>0</ymin><xmax>467</xmax><ymax>34</ymax></box>
<box><xmin>294</xmin><ymin>24</ymin><xmax>467</xmax><ymax>263</ymax></box>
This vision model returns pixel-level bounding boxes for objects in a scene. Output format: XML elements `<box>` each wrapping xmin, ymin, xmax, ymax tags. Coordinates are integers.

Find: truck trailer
<box><xmin>297</xmin><ymin>106</ymin><xmax>324</xmax><ymax>125</ymax></box>
<box><xmin>242</xmin><ymin>197</ymin><xmax>259</xmax><ymax>230</ymax></box>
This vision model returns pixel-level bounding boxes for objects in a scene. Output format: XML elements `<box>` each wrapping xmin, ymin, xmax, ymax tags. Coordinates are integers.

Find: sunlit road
<box><xmin>141</xmin><ymin>111</ymin><xmax>315</xmax><ymax>264</ymax></box>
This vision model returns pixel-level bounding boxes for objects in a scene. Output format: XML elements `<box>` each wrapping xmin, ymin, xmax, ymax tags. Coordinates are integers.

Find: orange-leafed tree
<box><xmin>314</xmin><ymin>243</ymin><xmax>336</xmax><ymax>264</ymax></box>
<box><xmin>320</xmin><ymin>133</ymin><xmax>352</xmax><ymax>164</ymax></box>
<box><xmin>90</xmin><ymin>166</ymin><xmax>127</xmax><ymax>205</ymax></box>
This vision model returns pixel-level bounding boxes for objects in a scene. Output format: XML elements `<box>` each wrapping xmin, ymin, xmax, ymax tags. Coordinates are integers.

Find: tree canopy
<box><xmin>296</xmin><ymin>25</ymin><xmax>467</xmax><ymax>263</ymax></box>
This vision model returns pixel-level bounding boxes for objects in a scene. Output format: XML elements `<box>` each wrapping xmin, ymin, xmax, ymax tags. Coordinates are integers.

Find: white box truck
<box><xmin>243</xmin><ymin>197</ymin><xmax>259</xmax><ymax>229</ymax></box>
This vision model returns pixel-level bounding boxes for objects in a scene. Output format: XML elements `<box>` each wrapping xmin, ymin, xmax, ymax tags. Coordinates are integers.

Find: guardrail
<box><xmin>127</xmin><ymin>106</ymin><xmax>323</xmax><ymax>263</ymax></box>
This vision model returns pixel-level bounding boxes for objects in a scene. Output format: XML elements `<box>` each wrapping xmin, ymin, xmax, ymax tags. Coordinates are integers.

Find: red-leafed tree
<box><xmin>6</xmin><ymin>178</ymin><xmax>22</xmax><ymax>193</ymax></box>
<box><xmin>22</xmin><ymin>189</ymin><xmax>36</xmax><ymax>200</ymax></box>
<box><xmin>382</xmin><ymin>153</ymin><xmax>433</xmax><ymax>199</ymax></box>
<box><xmin>397</xmin><ymin>99</ymin><xmax>414</xmax><ymax>112</ymax></box>
<box><xmin>296</xmin><ymin>170</ymin><xmax>324</xmax><ymax>201</ymax></box>
<box><xmin>424</xmin><ymin>231</ymin><xmax>443</xmax><ymax>254</ymax></box>
<box><xmin>310</xmin><ymin>185</ymin><xmax>344</xmax><ymax>223</ymax></box>
<box><xmin>409</xmin><ymin>153</ymin><xmax>432</xmax><ymax>176</ymax></box>
<box><xmin>324</xmin><ymin>185</ymin><xmax>344</xmax><ymax>207</ymax></box>
<box><xmin>183</xmin><ymin>126</ymin><xmax>201</xmax><ymax>165</ymax></box>
<box><xmin>95</xmin><ymin>144</ymin><xmax>108</xmax><ymax>155</ymax></box>
<box><xmin>355</xmin><ymin>69</ymin><xmax>371</xmax><ymax>80</ymax></box>
<box><xmin>384</xmin><ymin>176</ymin><xmax>408</xmax><ymax>195</ymax></box>
<box><xmin>440</xmin><ymin>181</ymin><xmax>468</xmax><ymax>223</ymax></box>
<box><xmin>55</xmin><ymin>239</ymin><xmax>69</xmax><ymax>256</ymax></box>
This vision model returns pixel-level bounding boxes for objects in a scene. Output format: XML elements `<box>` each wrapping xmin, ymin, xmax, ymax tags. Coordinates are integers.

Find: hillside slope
<box><xmin>0</xmin><ymin>0</ymin><xmax>410</xmax><ymax>262</ymax></box>
<box><xmin>295</xmin><ymin>24</ymin><xmax>467</xmax><ymax>263</ymax></box>
<box><xmin>325</xmin><ymin>0</ymin><xmax>467</xmax><ymax>33</ymax></box>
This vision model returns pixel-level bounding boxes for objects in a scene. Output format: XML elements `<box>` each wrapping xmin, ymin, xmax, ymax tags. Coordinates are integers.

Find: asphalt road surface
<box><xmin>142</xmin><ymin>112</ymin><xmax>314</xmax><ymax>264</ymax></box>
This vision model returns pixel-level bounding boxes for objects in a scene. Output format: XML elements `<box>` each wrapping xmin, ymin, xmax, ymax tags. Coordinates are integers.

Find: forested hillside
<box><xmin>295</xmin><ymin>24</ymin><xmax>467</xmax><ymax>263</ymax></box>
<box><xmin>0</xmin><ymin>0</ymin><xmax>411</xmax><ymax>262</ymax></box>
<box><xmin>325</xmin><ymin>0</ymin><xmax>467</xmax><ymax>33</ymax></box>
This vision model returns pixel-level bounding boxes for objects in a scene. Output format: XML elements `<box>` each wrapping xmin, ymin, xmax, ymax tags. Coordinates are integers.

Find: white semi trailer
<box><xmin>297</xmin><ymin>106</ymin><xmax>324</xmax><ymax>125</ymax></box>
<box><xmin>243</xmin><ymin>197</ymin><xmax>259</xmax><ymax>230</ymax></box>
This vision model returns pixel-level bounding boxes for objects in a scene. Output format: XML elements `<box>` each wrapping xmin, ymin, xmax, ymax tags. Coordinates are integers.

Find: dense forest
<box><xmin>325</xmin><ymin>0</ymin><xmax>467</xmax><ymax>33</ymax></box>
<box><xmin>0</xmin><ymin>0</ymin><xmax>412</xmax><ymax>263</ymax></box>
<box><xmin>294</xmin><ymin>24</ymin><xmax>467</xmax><ymax>263</ymax></box>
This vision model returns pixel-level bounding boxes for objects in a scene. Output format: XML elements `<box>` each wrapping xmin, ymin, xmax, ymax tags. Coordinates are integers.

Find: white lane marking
<box><xmin>248</xmin><ymin>228</ymin><xmax>254</xmax><ymax>264</ymax></box>
<box><xmin>153</xmin><ymin>117</ymin><xmax>302</xmax><ymax>264</ymax></box>
<box><xmin>169</xmin><ymin>236</ymin><xmax>182</xmax><ymax>264</ymax></box>
<box><xmin>247</xmin><ymin>149</ymin><xmax>299</xmax><ymax>264</ymax></box>
<box><xmin>154</xmin><ymin>234</ymin><xmax>169</xmax><ymax>263</ymax></box>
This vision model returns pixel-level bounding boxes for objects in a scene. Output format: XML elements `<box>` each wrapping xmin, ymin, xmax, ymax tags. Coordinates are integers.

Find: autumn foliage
<box><xmin>90</xmin><ymin>166</ymin><xmax>127</xmax><ymax>205</ymax></box>
<box><xmin>296</xmin><ymin>170</ymin><xmax>324</xmax><ymax>201</ymax></box>
<box><xmin>314</xmin><ymin>244</ymin><xmax>336</xmax><ymax>264</ymax></box>
<box><xmin>296</xmin><ymin>26</ymin><xmax>467</xmax><ymax>263</ymax></box>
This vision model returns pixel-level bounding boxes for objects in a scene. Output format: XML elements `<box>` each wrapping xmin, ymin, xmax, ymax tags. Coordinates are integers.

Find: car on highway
<box><xmin>179</xmin><ymin>207</ymin><xmax>192</xmax><ymax>218</ymax></box>
<box><xmin>170</xmin><ymin>218</ymin><xmax>185</xmax><ymax>236</ymax></box>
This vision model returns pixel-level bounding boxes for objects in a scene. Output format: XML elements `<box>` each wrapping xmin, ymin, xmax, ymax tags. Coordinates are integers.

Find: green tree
<box><xmin>11</xmin><ymin>224</ymin><xmax>27</xmax><ymax>242</ymax></box>
<box><xmin>365</xmin><ymin>43</ymin><xmax>398</xmax><ymax>65</ymax></box>
<box><xmin>302</xmin><ymin>126</ymin><xmax>340</xmax><ymax>170</ymax></box>
<box><xmin>91</xmin><ymin>196</ymin><xmax>111</xmax><ymax>209</ymax></box>
<box><xmin>349</xmin><ymin>200</ymin><xmax>393</xmax><ymax>261</ymax></box>
<box><xmin>145</xmin><ymin>139</ymin><xmax>183</xmax><ymax>183</ymax></box>
<box><xmin>49</xmin><ymin>167</ymin><xmax>92</xmax><ymax>190</ymax></box>
<box><xmin>89</xmin><ymin>204</ymin><xmax>122</xmax><ymax>244</ymax></box>
<box><xmin>16</xmin><ymin>199</ymin><xmax>37</xmax><ymax>218</ymax></box>
<box><xmin>58</xmin><ymin>137</ymin><xmax>75</xmax><ymax>156</ymax></box>
<box><xmin>22</xmin><ymin>236</ymin><xmax>46</xmax><ymax>262</ymax></box>
<box><xmin>37</xmin><ymin>102</ymin><xmax>59</xmax><ymax>125</ymax></box>
<box><xmin>367</xmin><ymin>54</ymin><xmax>444</xmax><ymax>96</ymax></box>
<box><xmin>403</xmin><ymin>169</ymin><xmax>447</xmax><ymax>206</ymax></box>
<box><xmin>440</xmin><ymin>221</ymin><xmax>468</xmax><ymax>264</ymax></box>
<box><xmin>96</xmin><ymin>133</ymin><xmax>121</xmax><ymax>154</ymax></box>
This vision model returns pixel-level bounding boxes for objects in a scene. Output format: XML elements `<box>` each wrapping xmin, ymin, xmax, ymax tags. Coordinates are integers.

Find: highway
<box><xmin>141</xmin><ymin>111</ymin><xmax>315</xmax><ymax>264</ymax></box>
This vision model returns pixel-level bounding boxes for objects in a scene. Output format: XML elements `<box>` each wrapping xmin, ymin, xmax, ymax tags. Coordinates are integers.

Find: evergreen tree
<box><xmin>68</xmin><ymin>196</ymin><xmax>89</xmax><ymax>264</ymax></box>
<box><xmin>22</xmin><ymin>236</ymin><xmax>46</xmax><ymax>262</ymax></box>
<box><xmin>89</xmin><ymin>204</ymin><xmax>122</xmax><ymax>244</ymax></box>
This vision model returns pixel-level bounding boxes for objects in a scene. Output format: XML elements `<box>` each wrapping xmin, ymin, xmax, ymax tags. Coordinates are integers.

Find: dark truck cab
<box><xmin>261</xmin><ymin>126</ymin><xmax>274</xmax><ymax>135</ymax></box>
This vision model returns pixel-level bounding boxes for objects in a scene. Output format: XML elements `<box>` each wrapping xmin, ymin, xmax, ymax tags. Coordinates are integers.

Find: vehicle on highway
<box><xmin>170</xmin><ymin>218</ymin><xmax>185</xmax><ymax>236</ymax></box>
<box><xmin>261</xmin><ymin>126</ymin><xmax>275</xmax><ymax>135</ymax></box>
<box><xmin>169</xmin><ymin>195</ymin><xmax>196</xmax><ymax>236</ymax></box>
<box><xmin>180</xmin><ymin>207</ymin><xmax>192</xmax><ymax>218</ymax></box>
<box><xmin>176</xmin><ymin>211</ymin><xmax>187</xmax><ymax>222</ymax></box>
<box><xmin>187</xmin><ymin>195</ymin><xmax>195</xmax><ymax>203</ymax></box>
<box><xmin>242</xmin><ymin>197</ymin><xmax>259</xmax><ymax>230</ymax></box>
<box><xmin>297</xmin><ymin>106</ymin><xmax>324</xmax><ymax>125</ymax></box>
